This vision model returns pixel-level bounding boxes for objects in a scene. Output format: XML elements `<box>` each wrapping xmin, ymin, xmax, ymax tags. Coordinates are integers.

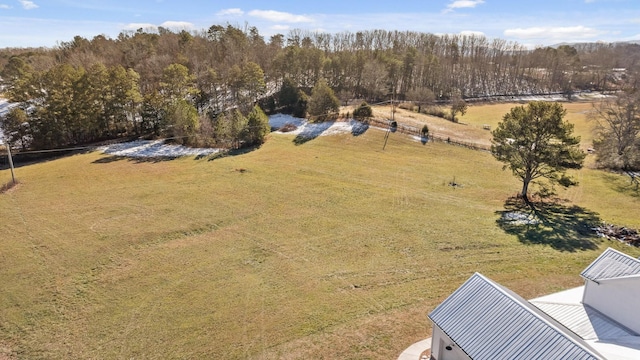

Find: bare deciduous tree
<box><xmin>591</xmin><ymin>90</ymin><xmax>640</xmax><ymax>171</ymax></box>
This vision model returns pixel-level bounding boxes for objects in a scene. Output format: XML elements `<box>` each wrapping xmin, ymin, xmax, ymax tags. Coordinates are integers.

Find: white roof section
<box><xmin>428</xmin><ymin>273</ymin><xmax>603</xmax><ymax>360</ymax></box>
<box><xmin>531</xmin><ymin>285</ymin><xmax>640</xmax><ymax>360</ymax></box>
<box><xmin>581</xmin><ymin>248</ymin><xmax>640</xmax><ymax>282</ymax></box>
<box><xmin>587</xmin><ymin>336</ymin><xmax>640</xmax><ymax>360</ymax></box>
<box><xmin>531</xmin><ymin>301</ymin><xmax>636</xmax><ymax>340</ymax></box>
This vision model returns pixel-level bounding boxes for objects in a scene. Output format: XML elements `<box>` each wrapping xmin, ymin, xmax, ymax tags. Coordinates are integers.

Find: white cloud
<box><xmin>504</xmin><ymin>25</ymin><xmax>604</xmax><ymax>40</ymax></box>
<box><xmin>460</xmin><ymin>30</ymin><xmax>485</xmax><ymax>37</ymax></box>
<box><xmin>18</xmin><ymin>0</ymin><xmax>37</xmax><ymax>10</ymax></box>
<box><xmin>160</xmin><ymin>21</ymin><xmax>194</xmax><ymax>29</ymax></box>
<box><xmin>216</xmin><ymin>8</ymin><xmax>243</xmax><ymax>17</ymax></box>
<box><xmin>444</xmin><ymin>0</ymin><xmax>485</xmax><ymax>13</ymax></box>
<box><xmin>123</xmin><ymin>22</ymin><xmax>157</xmax><ymax>31</ymax></box>
<box><xmin>0</xmin><ymin>4</ymin><xmax>10</xmax><ymax>9</ymax></box>
<box><xmin>622</xmin><ymin>33</ymin><xmax>640</xmax><ymax>42</ymax></box>
<box><xmin>248</xmin><ymin>9</ymin><xmax>313</xmax><ymax>23</ymax></box>
<box><xmin>271</xmin><ymin>24</ymin><xmax>290</xmax><ymax>31</ymax></box>
<box><xmin>122</xmin><ymin>21</ymin><xmax>195</xmax><ymax>31</ymax></box>
<box><xmin>121</xmin><ymin>21</ymin><xmax>193</xmax><ymax>32</ymax></box>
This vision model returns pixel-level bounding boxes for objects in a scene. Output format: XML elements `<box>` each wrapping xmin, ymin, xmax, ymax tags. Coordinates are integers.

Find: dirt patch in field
<box><xmin>0</xmin><ymin>180</ymin><xmax>20</xmax><ymax>194</ymax></box>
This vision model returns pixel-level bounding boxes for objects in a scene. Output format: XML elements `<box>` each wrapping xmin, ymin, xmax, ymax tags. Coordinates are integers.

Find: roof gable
<box><xmin>429</xmin><ymin>273</ymin><xmax>602</xmax><ymax>360</ymax></box>
<box><xmin>581</xmin><ymin>248</ymin><xmax>640</xmax><ymax>282</ymax></box>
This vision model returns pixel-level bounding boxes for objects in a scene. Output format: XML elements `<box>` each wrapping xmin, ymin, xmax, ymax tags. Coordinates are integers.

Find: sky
<box><xmin>0</xmin><ymin>0</ymin><xmax>639</xmax><ymax>49</ymax></box>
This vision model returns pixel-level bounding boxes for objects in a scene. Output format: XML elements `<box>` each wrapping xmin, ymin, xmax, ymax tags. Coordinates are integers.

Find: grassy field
<box><xmin>1</xmin><ymin>103</ymin><xmax>639</xmax><ymax>359</ymax></box>
<box><xmin>459</xmin><ymin>101</ymin><xmax>599</xmax><ymax>151</ymax></box>
<box><xmin>361</xmin><ymin>100</ymin><xmax>599</xmax><ymax>153</ymax></box>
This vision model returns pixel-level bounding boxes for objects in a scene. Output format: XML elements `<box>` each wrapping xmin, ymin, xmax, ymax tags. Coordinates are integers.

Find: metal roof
<box><xmin>581</xmin><ymin>248</ymin><xmax>640</xmax><ymax>282</ymax></box>
<box><xmin>428</xmin><ymin>273</ymin><xmax>603</xmax><ymax>360</ymax></box>
<box><xmin>531</xmin><ymin>301</ymin><xmax>636</xmax><ymax>340</ymax></box>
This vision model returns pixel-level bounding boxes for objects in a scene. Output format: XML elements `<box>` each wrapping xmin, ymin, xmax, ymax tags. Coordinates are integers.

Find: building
<box><xmin>427</xmin><ymin>248</ymin><xmax>640</xmax><ymax>360</ymax></box>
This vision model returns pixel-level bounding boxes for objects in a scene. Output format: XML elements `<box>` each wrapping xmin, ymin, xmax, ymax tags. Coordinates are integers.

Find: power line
<box><xmin>4</xmin><ymin>145</ymin><xmax>95</xmax><ymax>155</ymax></box>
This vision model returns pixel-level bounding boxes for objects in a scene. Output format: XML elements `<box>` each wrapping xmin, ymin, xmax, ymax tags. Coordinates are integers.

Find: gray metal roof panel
<box><xmin>581</xmin><ymin>248</ymin><xmax>640</xmax><ymax>281</ymax></box>
<box><xmin>429</xmin><ymin>273</ymin><xmax>603</xmax><ymax>360</ymax></box>
<box><xmin>531</xmin><ymin>301</ymin><xmax>637</xmax><ymax>340</ymax></box>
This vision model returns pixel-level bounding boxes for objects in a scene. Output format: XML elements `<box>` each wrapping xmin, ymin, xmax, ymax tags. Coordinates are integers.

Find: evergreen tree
<box><xmin>0</xmin><ymin>107</ymin><xmax>30</xmax><ymax>150</ymax></box>
<box><xmin>308</xmin><ymin>78</ymin><xmax>339</xmax><ymax>122</ymax></box>
<box><xmin>161</xmin><ymin>63</ymin><xmax>197</xmax><ymax>101</ymax></box>
<box><xmin>166</xmin><ymin>98</ymin><xmax>199</xmax><ymax>144</ymax></box>
<box><xmin>278</xmin><ymin>77</ymin><xmax>300</xmax><ymax>113</ymax></box>
<box><xmin>491</xmin><ymin>101</ymin><xmax>586</xmax><ymax>202</ymax></box>
<box><xmin>242</xmin><ymin>105</ymin><xmax>270</xmax><ymax>146</ymax></box>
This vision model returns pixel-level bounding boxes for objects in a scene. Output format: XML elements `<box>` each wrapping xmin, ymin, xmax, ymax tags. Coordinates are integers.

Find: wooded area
<box><xmin>1</xmin><ymin>24</ymin><xmax>639</xmax><ymax>154</ymax></box>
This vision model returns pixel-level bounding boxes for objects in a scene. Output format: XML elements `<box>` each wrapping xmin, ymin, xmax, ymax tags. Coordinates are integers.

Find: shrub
<box><xmin>421</xmin><ymin>106</ymin><xmax>447</xmax><ymax>119</ymax></box>
<box><xmin>279</xmin><ymin>123</ymin><xmax>298</xmax><ymax>133</ymax></box>
<box><xmin>398</xmin><ymin>102</ymin><xmax>414</xmax><ymax>111</ymax></box>
<box><xmin>421</xmin><ymin>124</ymin><xmax>430</xmax><ymax>137</ymax></box>
<box><xmin>353</xmin><ymin>102</ymin><xmax>373</xmax><ymax>119</ymax></box>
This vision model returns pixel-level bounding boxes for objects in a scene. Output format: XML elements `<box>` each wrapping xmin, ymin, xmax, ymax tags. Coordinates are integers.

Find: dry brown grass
<box><xmin>0</xmin><ymin>109</ymin><xmax>638</xmax><ymax>359</ymax></box>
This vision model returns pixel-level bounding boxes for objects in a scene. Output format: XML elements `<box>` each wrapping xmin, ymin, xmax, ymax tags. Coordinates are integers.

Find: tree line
<box><xmin>1</xmin><ymin>24</ymin><xmax>639</xmax><ymax>153</ymax></box>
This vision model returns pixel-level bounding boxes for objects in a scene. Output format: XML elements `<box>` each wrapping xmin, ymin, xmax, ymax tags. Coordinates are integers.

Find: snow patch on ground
<box><xmin>97</xmin><ymin>115</ymin><xmax>390</xmax><ymax>158</ymax></box>
<box><xmin>270</xmin><ymin>114</ymin><xmax>366</xmax><ymax>137</ymax></box>
<box><xmin>501</xmin><ymin>211</ymin><xmax>540</xmax><ymax>225</ymax></box>
<box><xmin>98</xmin><ymin>115</ymin><xmax>363</xmax><ymax>158</ymax></box>
<box><xmin>100</xmin><ymin>140</ymin><xmax>222</xmax><ymax>158</ymax></box>
<box><xmin>269</xmin><ymin>113</ymin><xmax>306</xmax><ymax>129</ymax></box>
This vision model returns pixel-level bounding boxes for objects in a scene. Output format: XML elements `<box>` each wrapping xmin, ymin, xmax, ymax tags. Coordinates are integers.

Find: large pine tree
<box><xmin>491</xmin><ymin>101</ymin><xmax>586</xmax><ymax>202</ymax></box>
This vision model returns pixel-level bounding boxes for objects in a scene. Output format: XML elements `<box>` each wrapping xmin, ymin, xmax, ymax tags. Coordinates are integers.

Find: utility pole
<box><xmin>382</xmin><ymin>96</ymin><xmax>397</xmax><ymax>151</ymax></box>
<box><xmin>3</xmin><ymin>139</ymin><xmax>16</xmax><ymax>185</ymax></box>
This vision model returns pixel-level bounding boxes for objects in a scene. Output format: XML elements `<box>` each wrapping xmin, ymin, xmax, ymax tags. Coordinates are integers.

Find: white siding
<box><xmin>583</xmin><ymin>277</ymin><xmax>640</xmax><ymax>335</ymax></box>
<box><xmin>431</xmin><ymin>326</ymin><xmax>471</xmax><ymax>360</ymax></box>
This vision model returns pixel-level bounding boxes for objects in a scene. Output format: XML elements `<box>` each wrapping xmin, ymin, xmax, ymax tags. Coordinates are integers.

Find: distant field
<box><xmin>1</xmin><ymin>105</ymin><xmax>639</xmax><ymax>359</ymax></box>
<box><xmin>360</xmin><ymin>100</ymin><xmax>599</xmax><ymax>153</ymax></box>
<box><xmin>459</xmin><ymin>101</ymin><xmax>598</xmax><ymax>151</ymax></box>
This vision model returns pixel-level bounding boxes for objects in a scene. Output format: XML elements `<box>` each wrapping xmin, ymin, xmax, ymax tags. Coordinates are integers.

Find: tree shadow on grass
<box><xmin>205</xmin><ymin>146</ymin><xmax>258</xmax><ymax>161</ymax></box>
<box><xmin>1</xmin><ymin>148</ymin><xmax>93</xmax><ymax>169</ymax></box>
<box><xmin>350</xmin><ymin>120</ymin><xmax>369</xmax><ymax>136</ymax></box>
<box><xmin>496</xmin><ymin>197</ymin><xmax>602</xmax><ymax>252</ymax></box>
<box><xmin>293</xmin><ymin>121</ymin><xmax>333</xmax><ymax>145</ymax></box>
<box><xmin>602</xmin><ymin>171</ymin><xmax>640</xmax><ymax>199</ymax></box>
<box><xmin>93</xmin><ymin>155</ymin><xmax>178</xmax><ymax>164</ymax></box>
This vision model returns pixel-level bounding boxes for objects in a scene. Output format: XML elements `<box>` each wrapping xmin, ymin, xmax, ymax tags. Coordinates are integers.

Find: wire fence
<box><xmin>0</xmin><ymin>115</ymin><xmax>493</xmax><ymax>171</ymax></box>
<box><xmin>366</xmin><ymin>117</ymin><xmax>491</xmax><ymax>152</ymax></box>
